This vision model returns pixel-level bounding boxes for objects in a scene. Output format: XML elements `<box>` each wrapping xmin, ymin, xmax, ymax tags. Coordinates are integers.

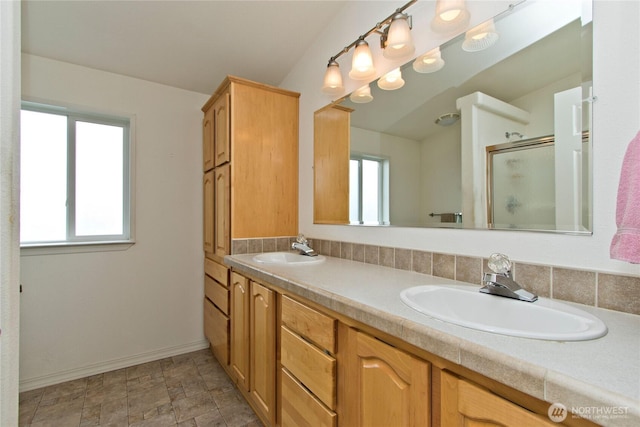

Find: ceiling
<box><xmin>21</xmin><ymin>0</ymin><xmax>347</xmax><ymax>95</ymax></box>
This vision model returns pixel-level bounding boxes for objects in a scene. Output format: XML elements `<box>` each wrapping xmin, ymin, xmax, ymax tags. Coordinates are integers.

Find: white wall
<box><xmin>421</xmin><ymin>126</ymin><xmax>461</xmax><ymax>225</ymax></box>
<box><xmin>1</xmin><ymin>0</ymin><xmax>21</xmax><ymax>424</ymax></box>
<box><xmin>282</xmin><ymin>0</ymin><xmax>640</xmax><ymax>276</ymax></box>
<box><xmin>19</xmin><ymin>55</ymin><xmax>210</xmax><ymax>390</ymax></box>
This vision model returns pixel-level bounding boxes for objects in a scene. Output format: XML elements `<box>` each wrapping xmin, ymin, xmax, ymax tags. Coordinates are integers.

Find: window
<box><xmin>20</xmin><ymin>102</ymin><xmax>132</xmax><ymax>246</ymax></box>
<box><xmin>349</xmin><ymin>155</ymin><xmax>389</xmax><ymax>225</ymax></box>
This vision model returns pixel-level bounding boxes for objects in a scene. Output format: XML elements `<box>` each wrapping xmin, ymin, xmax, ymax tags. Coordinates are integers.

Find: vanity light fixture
<box><xmin>321</xmin><ymin>60</ymin><xmax>345</xmax><ymax>95</ymax></box>
<box><xmin>321</xmin><ymin>0</ymin><xmax>417</xmax><ymax>96</ymax></box>
<box><xmin>349</xmin><ymin>39</ymin><xmax>376</xmax><ymax>80</ymax></box>
<box><xmin>350</xmin><ymin>84</ymin><xmax>374</xmax><ymax>103</ymax></box>
<box><xmin>381</xmin><ymin>13</ymin><xmax>415</xmax><ymax>60</ymax></box>
<box><xmin>462</xmin><ymin>18</ymin><xmax>499</xmax><ymax>52</ymax></box>
<box><xmin>431</xmin><ymin>0</ymin><xmax>470</xmax><ymax>34</ymax></box>
<box><xmin>413</xmin><ymin>47</ymin><xmax>445</xmax><ymax>73</ymax></box>
<box><xmin>378</xmin><ymin>68</ymin><xmax>405</xmax><ymax>91</ymax></box>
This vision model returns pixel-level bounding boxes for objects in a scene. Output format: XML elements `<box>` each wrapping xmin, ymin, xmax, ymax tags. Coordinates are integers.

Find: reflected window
<box><xmin>20</xmin><ymin>103</ymin><xmax>131</xmax><ymax>245</ymax></box>
<box><xmin>349</xmin><ymin>155</ymin><xmax>389</xmax><ymax>225</ymax></box>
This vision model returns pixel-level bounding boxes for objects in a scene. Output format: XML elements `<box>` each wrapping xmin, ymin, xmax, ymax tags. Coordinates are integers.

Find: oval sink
<box><xmin>253</xmin><ymin>251</ymin><xmax>326</xmax><ymax>265</ymax></box>
<box><xmin>400</xmin><ymin>285</ymin><xmax>607</xmax><ymax>341</ymax></box>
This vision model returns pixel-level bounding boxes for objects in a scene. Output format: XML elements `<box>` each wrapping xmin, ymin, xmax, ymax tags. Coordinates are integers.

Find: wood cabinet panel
<box><xmin>281</xmin><ymin>368</ymin><xmax>337</xmax><ymax>427</ymax></box>
<box><xmin>204</xmin><ymin>298</ymin><xmax>229</xmax><ymax>366</ymax></box>
<box><xmin>213</xmin><ymin>92</ymin><xmax>230</xmax><ymax>167</ymax></box>
<box><xmin>281</xmin><ymin>325</ymin><xmax>336</xmax><ymax>410</ymax></box>
<box><xmin>204</xmin><ymin>258</ymin><xmax>228</xmax><ymax>287</ymax></box>
<box><xmin>313</xmin><ymin>105</ymin><xmax>352</xmax><ymax>224</ymax></box>
<box><xmin>203</xmin><ymin>107</ymin><xmax>214</xmax><ymax>171</ymax></box>
<box><xmin>441</xmin><ymin>371</ymin><xmax>557</xmax><ymax>427</ymax></box>
<box><xmin>203</xmin><ymin>170</ymin><xmax>214</xmax><ymax>257</ymax></box>
<box><xmin>250</xmin><ymin>282</ymin><xmax>276</xmax><ymax>426</ymax></box>
<box><xmin>214</xmin><ymin>164</ymin><xmax>230</xmax><ymax>257</ymax></box>
<box><xmin>230</xmin><ymin>272</ymin><xmax>250</xmax><ymax>390</ymax></box>
<box><xmin>281</xmin><ymin>295</ymin><xmax>336</xmax><ymax>353</ymax></box>
<box><xmin>230</xmin><ymin>82</ymin><xmax>298</xmax><ymax>238</ymax></box>
<box><xmin>343</xmin><ymin>329</ymin><xmax>431</xmax><ymax>427</ymax></box>
<box><xmin>205</xmin><ymin>275</ymin><xmax>228</xmax><ymax>314</ymax></box>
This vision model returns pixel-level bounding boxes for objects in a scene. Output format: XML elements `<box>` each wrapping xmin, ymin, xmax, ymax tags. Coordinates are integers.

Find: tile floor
<box><xmin>18</xmin><ymin>349</ymin><xmax>263</xmax><ymax>427</ymax></box>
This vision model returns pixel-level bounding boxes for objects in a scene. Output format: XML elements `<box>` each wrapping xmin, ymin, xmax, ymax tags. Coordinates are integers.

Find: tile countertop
<box><xmin>225</xmin><ymin>253</ymin><xmax>640</xmax><ymax>427</ymax></box>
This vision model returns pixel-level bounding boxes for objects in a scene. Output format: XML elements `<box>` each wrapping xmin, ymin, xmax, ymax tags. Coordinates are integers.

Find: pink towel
<box><xmin>610</xmin><ymin>130</ymin><xmax>640</xmax><ymax>263</ymax></box>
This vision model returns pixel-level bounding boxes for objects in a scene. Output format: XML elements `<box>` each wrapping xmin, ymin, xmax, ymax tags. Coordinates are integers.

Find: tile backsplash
<box><xmin>231</xmin><ymin>237</ymin><xmax>640</xmax><ymax>316</ymax></box>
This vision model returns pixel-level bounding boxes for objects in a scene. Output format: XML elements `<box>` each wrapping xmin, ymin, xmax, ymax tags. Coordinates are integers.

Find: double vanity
<box><xmin>213</xmin><ymin>251</ymin><xmax>639</xmax><ymax>427</ymax></box>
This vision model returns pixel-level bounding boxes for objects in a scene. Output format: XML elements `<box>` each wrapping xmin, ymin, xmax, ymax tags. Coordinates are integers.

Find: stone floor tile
<box><xmin>127</xmin><ymin>383</ymin><xmax>171</xmax><ymax>417</ymax></box>
<box><xmin>172</xmin><ymin>392</ymin><xmax>217</xmax><ymax>423</ymax></box>
<box><xmin>41</xmin><ymin>377</ymin><xmax>88</xmax><ymax>401</ymax></box>
<box><xmin>19</xmin><ymin>349</ymin><xmax>262</xmax><ymax>427</ymax></box>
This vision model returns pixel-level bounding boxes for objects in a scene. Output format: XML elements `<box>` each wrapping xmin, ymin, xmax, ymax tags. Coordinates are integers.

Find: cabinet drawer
<box><xmin>281</xmin><ymin>295</ymin><xmax>336</xmax><ymax>353</ymax></box>
<box><xmin>205</xmin><ymin>275</ymin><xmax>229</xmax><ymax>314</ymax></box>
<box><xmin>281</xmin><ymin>326</ymin><xmax>336</xmax><ymax>409</ymax></box>
<box><xmin>281</xmin><ymin>368</ymin><xmax>336</xmax><ymax>427</ymax></box>
<box><xmin>204</xmin><ymin>298</ymin><xmax>229</xmax><ymax>366</ymax></box>
<box><xmin>205</xmin><ymin>258</ymin><xmax>228</xmax><ymax>287</ymax></box>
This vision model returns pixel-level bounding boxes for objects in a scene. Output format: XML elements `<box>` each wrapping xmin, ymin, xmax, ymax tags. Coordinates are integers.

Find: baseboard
<box><xmin>19</xmin><ymin>339</ymin><xmax>210</xmax><ymax>392</ymax></box>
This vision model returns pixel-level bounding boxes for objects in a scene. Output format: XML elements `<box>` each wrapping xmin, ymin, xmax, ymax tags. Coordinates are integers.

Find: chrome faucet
<box><xmin>480</xmin><ymin>253</ymin><xmax>538</xmax><ymax>302</ymax></box>
<box><xmin>291</xmin><ymin>234</ymin><xmax>317</xmax><ymax>257</ymax></box>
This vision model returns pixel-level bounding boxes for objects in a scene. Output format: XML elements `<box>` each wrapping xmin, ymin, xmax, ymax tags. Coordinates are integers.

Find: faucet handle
<box><xmin>296</xmin><ymin>233</ymin><xmax>308</xmax><ymax>245</ymax></box>
<box><xmin>488</xmin><ymin>253</ymin><xmax>511</xmax><ymax>276</ymax></box>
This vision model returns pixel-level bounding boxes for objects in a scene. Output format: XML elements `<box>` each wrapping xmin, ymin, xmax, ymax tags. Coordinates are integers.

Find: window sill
<box><xmin>20</xmin><ymin>240</ymin><xmax>135</xmax><ymax>256</ymax></box>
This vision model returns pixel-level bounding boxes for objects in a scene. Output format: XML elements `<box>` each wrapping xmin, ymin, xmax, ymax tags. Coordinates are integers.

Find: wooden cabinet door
<box><xmin>344</xmin><ymin>329</ymin><xmax>431</xmax><ymax>427</ymax></box>
<box><xmin>441</xmin><ymin>371</ymin><xmax>558</xmax><ymax>427</ymax></box>
<box><xmin>213</xmin><ymin>92</ymin><xmax>230</xmax><ymax>167</ymax></box>
<box><xmin>203</xmin><ymin>107</ymin><xmax>215</xmax><ymax>171</ymax></box>
<box><xmin>230</xmin><ymin>272</ymin><xmax>250</xmax><ymax>391</ymax></box>
<box><xmin>214</xmin><ymin>164</ymin><xmax>230</xmax><ymax>257</ymax></box>
<box><xmin>250</xmin><ymin>281</ymin><xmax>276</xmax><ymax>426</ymax></box>
<box><xmin>203</xmin><ymin>170</ymin><xmax>214</xmax><ymax>257</ymax></box>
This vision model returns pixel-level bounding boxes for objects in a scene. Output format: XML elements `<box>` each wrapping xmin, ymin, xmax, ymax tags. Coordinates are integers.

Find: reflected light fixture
<box><xmin>377</xmin><ymin>68</ymin><xmax>405</xmax><ymax>91</ymax></box>
<box><xmin>349</xmin><ymin>39</ymin><xmax>376</xmax><ymax>80</ymax></box>
<box><xmin>382</xmin><ymin>13</ymin><xmax>415</xmax><ymax>60</ymax></box>
<box><xmin>321</xmin><ymin>60</ymin><xmax>344</xmax><ymax>95</ymax></box>
<box><xmin>435</xmin><ymin>112</ymin><xmax>460</xmax><ymax>126</ymax></box>
<box><xmin>413</xmin><ymin>47</ymin><xmax>445</xmax><ymax>73</ymax></box>
<box><xmin>462</xmin><ymin>19</ymin><xmax>499</xmax><ymax>52</ymax></box>
<box><xmin>431</xmin><ymin>0</ymin><xmax>470</xmax><ymax>34</ymax></box>
<box><xmin>350</xmin><ymin>84</ymin><xmax>374</xmax><ymax>103</ymax></box>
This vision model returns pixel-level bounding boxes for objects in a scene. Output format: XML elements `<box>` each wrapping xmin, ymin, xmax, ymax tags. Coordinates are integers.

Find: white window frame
<box><xmin>20</xmin><ymin>101</ymin><xmax>135</xmax><ymax>254</ymax></box>
<box><xmin>350</xmin><ymin>154</ymin><xmax>390</xmax><ymax>225</ymax></box>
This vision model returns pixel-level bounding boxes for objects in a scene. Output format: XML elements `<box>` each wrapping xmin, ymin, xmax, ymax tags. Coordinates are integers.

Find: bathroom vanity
<box><xmin>203</xmin><ymin>253</ymin><xmax>639</xmax><ymax>427</ymax></box>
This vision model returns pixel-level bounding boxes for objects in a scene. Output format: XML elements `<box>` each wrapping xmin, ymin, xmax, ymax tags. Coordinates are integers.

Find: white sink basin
<box><xmin>253</xmin><ymin>251</ymin><xmax>326</xmax><ymax>265</ymax></box>
<box><xmin>400</xmin><ymin>285</ymin><xmax>607</xmax><ymax>341</ymax></box>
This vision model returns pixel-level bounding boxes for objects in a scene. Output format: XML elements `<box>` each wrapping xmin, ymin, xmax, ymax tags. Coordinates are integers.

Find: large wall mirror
<box><xmin>314</xmin><ymin>0</ymin><xmax>593</xmax><ymax>233</ymax></box>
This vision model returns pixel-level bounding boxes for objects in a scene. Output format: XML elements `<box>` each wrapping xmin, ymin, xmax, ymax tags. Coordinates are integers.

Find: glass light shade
<box><xmin>321</xmin><ymin>61</ymin><xmax>344</xmax><ymax>95</ymax></box>
<box><xmin>462</xmin><ymin>19</ymin><xmax>499</xmax><ymax>52</ymax></box>
<box><xmin>413</xmin><ymin>47</ymin><xmax>445</xmax><ymax>73</ymax></box>
<box><xmin>377</xmin><ymin>68</ymin><xmax>404</xmax><ymax>91</ymax></box>
<box><xmin>383</xmin><ymin>14</ymin><xmax>415</xmax><ymax>60</ymax></box>
<box><xmin>431</xmin><ymin>0</ymin><xmax>470</xmax><ymax>34</ymax></box>
<box><xmin>349</xmin><ymin>40</ymin><xmax>376</xmax><ymax>80</ymax></box>
<box><xmin>350</xmin><ymin>84</ymin><xmax>373</xmax><ymax>103</ymax></box>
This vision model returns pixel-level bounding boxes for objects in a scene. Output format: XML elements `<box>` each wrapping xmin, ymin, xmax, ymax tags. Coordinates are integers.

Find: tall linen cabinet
<box><xmin>201</xmin><ymin>76</ymin><xmax>299</xmax><ymax>408</ymax></box>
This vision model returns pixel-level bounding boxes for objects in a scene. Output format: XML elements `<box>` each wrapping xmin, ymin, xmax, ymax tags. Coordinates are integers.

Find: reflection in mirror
<box><xmin>313</xmin><ymin>0</ymin><xmax>593</xmax><ymax>233</ymax></box>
